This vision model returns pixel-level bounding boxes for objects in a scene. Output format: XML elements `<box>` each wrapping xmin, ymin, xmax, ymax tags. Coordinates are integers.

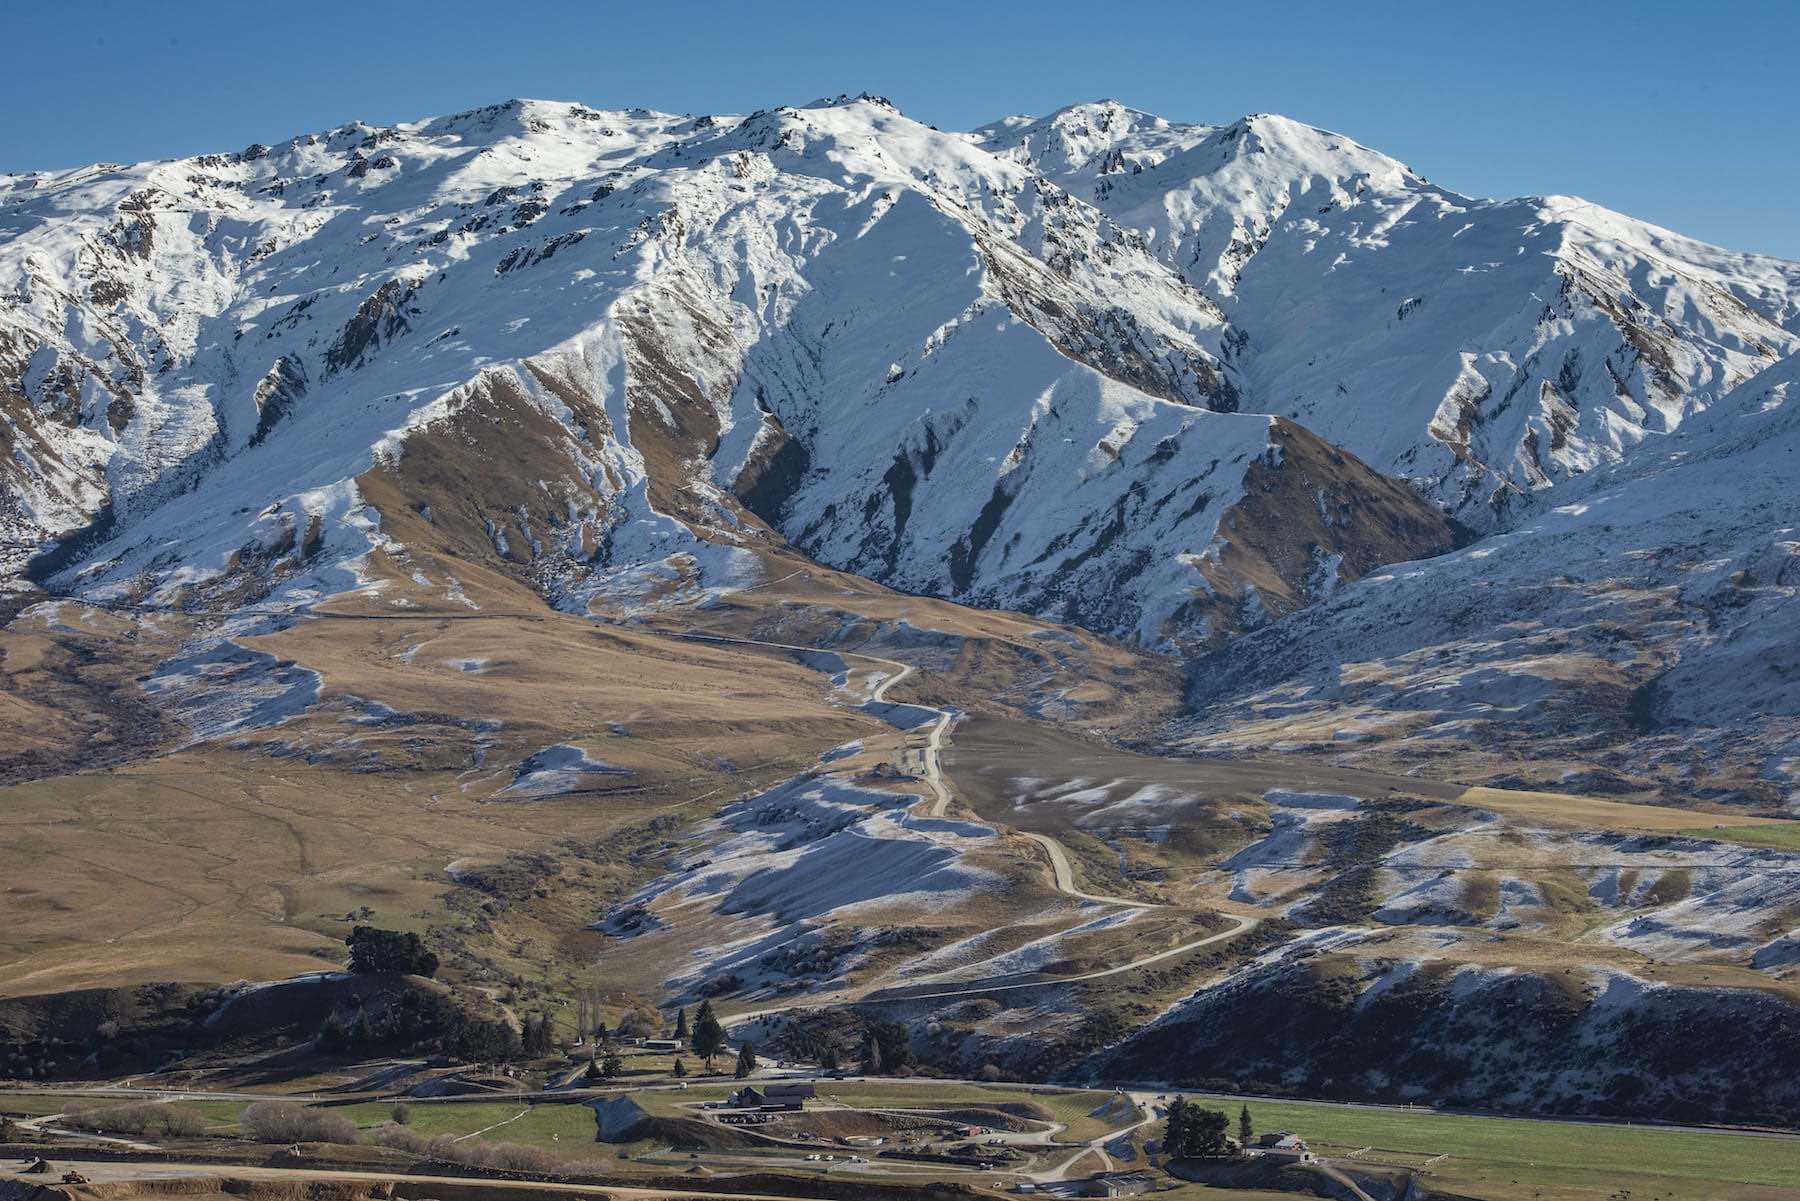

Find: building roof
<box><xmin>763</xmin><ymin>1082</ymin><xmax>816</xmax><ymax>1099</ymax></box>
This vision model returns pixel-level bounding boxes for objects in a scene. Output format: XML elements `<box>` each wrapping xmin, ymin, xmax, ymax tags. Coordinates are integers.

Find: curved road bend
<box><xmin>680</xmin><ymin>632</ymin><xmax>1257</xmax><ymax>1031</ymax></box>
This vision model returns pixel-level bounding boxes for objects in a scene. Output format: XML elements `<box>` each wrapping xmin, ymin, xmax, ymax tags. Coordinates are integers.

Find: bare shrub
<box><xmin>467</xmin><ymin>1142</ymin><xmax>558</xmax><ymax>1174</ymax></box>
<box><xmin>612</xmin><ymin>1005</ymin><xmax>663</xmax><ymax>1039</ymax></box>
<box><xmin>157</xmin><ymin>1107</ymin><xmax>208</xmax><ymax>1138</ymax></box>
<box><xmin>555</xmin><ymin>1158</ymin><xmax>616</xmax><ymax>1178</ymax></box>
<box><xmin>240</xmin><ymin>1101</ymin><xmax>358</xmax><ymax>1145</ymax></box>
<box><xmin>61</xmin><ymin>1102</ymin><xmax>207</xmax><ymax>1139</ymax></box>
<box><xmin>407</xmin><ymin>1133</ymin><xmax>560</xmax><ymax>1177</ymax></box>
<box><xmin>370</xmin><ymin>1121</ymin><xmax>428</xmax><ymax>1155</ymax></box>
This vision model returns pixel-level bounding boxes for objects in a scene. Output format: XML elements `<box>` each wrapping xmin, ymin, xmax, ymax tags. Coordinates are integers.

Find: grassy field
<box><xmin>808</xmin><ymin>1081</ymin><xmax>1132</xmax><ymax>1142</ymax></box>
<box><xmin>9</xmin><ymin>1085</ymin><xmax>1800</xmax><ymax>1199</ymax></box>
<box><xmin>0</xmin><ymin>595</ymin><xmax>878</xmax><ymax>999</ymax></box>
<box><xmin>331</xmin><ymin>1099</ymin><xmax>599</xmax><ymax>1151</ymax></box>
<box><xmin>0</xmin><ymin>1095</ymin><xmax>248</xmax><ymax>1132</ymax></box>
<box><xmin>1454</xmin><ymin>786</ymin><xmax>1798</xmax><ymax>841</ymax></box>
<box><xmin>0</xmin><ymin>553</ymin><xmax>1159</xmax><ymax>1008</ymax></box>
<box><xmin>1689</xmin><ymin>824</ymin><xmax>1800</xmax><ymax>853</ymax></box>
<box><xmin>0</xmin><ymin>1095</ymin><xmax>92</xmax><ymax>1117</ymax></box>
<box><xmin>1192</xmin><ymin>1094</ymin><xmax>1800</xmax><ymax>1200</ymax></box>
<box><xmin>622</xmin><ymin>1078</ymin><xmax>1132</xmax><ymax>1142</ymax></box>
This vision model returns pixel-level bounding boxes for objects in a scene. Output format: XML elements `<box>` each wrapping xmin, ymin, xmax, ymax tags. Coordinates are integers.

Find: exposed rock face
<box><xmin>249</xmin><ymin>355</ymin><xmax>307</xmax><ymax>447</ymax></box>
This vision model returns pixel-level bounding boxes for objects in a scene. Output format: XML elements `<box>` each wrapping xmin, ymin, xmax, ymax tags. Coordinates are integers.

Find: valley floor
<box><xmin>4</xmin><ymin>550</ymin><xmax>1799</xmax><ymax>1158</ymax></box>
<box><xmin>5</xmin><ymin>1064</ymin><xmax>1800</xmax><ymax>1201</ymax></box>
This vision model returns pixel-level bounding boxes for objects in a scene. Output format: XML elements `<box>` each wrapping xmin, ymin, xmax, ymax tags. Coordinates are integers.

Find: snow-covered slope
<box><xmin>1</xmin><ymin>95</ymin><xmax>1794</xmax><ymax>658</ymax></box>
<box><xmin>980</xmin><ymin>102</ymin><xmax>1800</xmax><ymax>524</ymax></box>
<box><xmin>1177</xmin><ymin>351</ymin><xmax>1800</xmax><ymax>805</ymax></box>
<box><xmin>0</xmin><ymin>95</ymin><xmax>1445</xmax><ymax>646</ymax></box>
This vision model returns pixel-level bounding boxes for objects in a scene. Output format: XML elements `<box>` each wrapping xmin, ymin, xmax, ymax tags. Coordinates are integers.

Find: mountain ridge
<box><xmin>1</xmin><ymin>94</ymin><xmax>1794</xmax><ymax>664</ymax></box>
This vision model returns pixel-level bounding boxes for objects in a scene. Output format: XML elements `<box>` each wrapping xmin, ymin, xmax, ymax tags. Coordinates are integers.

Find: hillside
<box><xmin>2</xmin><ymin>94</ymin><xmax>1798</xmax><ymax>1125</ymax></box>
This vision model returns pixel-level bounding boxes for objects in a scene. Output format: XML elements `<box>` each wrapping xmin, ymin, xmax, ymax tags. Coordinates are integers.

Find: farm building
<box><xmin>763</xmin><ymin>1082</ymin><xmax>816</xmax><ymax>1109</ymax></box>
<box><xmin>726</xmin><ymin>1082</ymin><xmax>815</xmax><ymax>1111</ymax></box>
<box><xmin>1254</xmin><ymin>1131</ymin><xmax>1314</xmax><ymax>1163</ymax></box>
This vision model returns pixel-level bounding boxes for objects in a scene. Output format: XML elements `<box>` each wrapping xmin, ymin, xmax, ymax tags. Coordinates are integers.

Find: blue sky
<box><xmin>5</xmin><ymin>0</ymin><xmax>1795</xmax><ymax>258</ymax></box>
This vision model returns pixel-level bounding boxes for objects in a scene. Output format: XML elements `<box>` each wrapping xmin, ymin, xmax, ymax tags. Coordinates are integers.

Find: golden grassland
<box><xmin>4</xmin><ymin>533</ymin><xmax>1799</xmax><ymax>1151</ymax></box>
<box><xmin>0</xmin><ymin>548</ymin><xmax>1173</xmax><ymax>1006</ymax></box>
<box><xmin>0</xmin><ymin>593</ymin><xmax>882</xmax><ymax>998</ymax></box>
<box><xmin>1455</xmin><ymin>785</ymin><xmax>1797</xmax><ymax>840</ymax></box>
<box><xmin>0</xmin><ymin>603</ymin><xmax>189</xmax><ymax>772</ymax></box>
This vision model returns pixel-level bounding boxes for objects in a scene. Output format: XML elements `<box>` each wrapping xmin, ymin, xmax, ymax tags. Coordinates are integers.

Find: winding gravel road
<box><xmin>681</xmin><ymin>630</ymin><xmax>1255</xmax><ymax>1031</ymax></box>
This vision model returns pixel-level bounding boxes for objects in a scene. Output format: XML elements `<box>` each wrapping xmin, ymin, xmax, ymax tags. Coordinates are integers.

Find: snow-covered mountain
<box><xmin>981</xmin><ymin>102</ymin><xmax>1800</xmax><ymax>521</ymax></box>
<box><xmin>1176</xmin><ymin>349</ymin><xmax>1800</xmax><ymax>804</ymax></box>
<box><xmin>2</xmin><ymin>95</ymin><xmax>1795</xmax><ymax>661</ymax></box>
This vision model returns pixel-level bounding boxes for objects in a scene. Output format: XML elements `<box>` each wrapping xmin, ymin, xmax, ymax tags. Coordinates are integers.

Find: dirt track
<box><xmin>691</xmin><ymin>631</ymin><xmax>1256</xmax><ymax>1029</ymax></box>
<box><xmin>0</xmin><ymin>1157</ymin><xmax>827</xmax><ymax>1201</ymax></box>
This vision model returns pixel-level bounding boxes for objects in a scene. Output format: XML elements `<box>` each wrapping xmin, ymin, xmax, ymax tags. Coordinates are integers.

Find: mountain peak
<box><xmin>802</xmin><ymin>92</ymin><xmax>903</xmax><ymax>114</ymax></box>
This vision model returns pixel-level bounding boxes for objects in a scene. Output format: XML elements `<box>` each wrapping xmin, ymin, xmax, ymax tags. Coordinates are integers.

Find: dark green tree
<box><xmin>866</xmin><ymin>1019</ymin><xmax>912</xmax><ymax>1074</ymax></box>
<box><xmin>600</xmin><ymin>1052</ymin><xmax>624</xmax><ymax>1079</ymax></box>
<box><xmin>319</xmin><ymin>1011</ymin><xmax>349</xmax><ymax>1049</ymax></box>
<box><xmin>674</xmin><ymin>1008</ymin><xmax>689</xmax><ymax>1040</ymax></box>
<box><xmin>1172</xmin><ymin>1105</ymin><xmax>1229</xmax><ymax>1158</ymax></box>
<box><xmin>1163</xmin><ymin>1096</ymin><xmax>1189</xmax><ymax>1161</ymax></box>
<box><xmin>691</xmin><ymin>1007</ymin><xmax>726</xmax><ymax>1071</ymax></box>
<box><xmin>445</xmin><ymin>1014</ymin><xmax>519</xmax><ymax>1064</ymax></box>
<box><xmin>344</xmin><ymin>927</ymin><xmax>439</xmax><ymax>977</ymax></box>
<box><xmin>671</xmin><ymin>1058</ymin><xmax>687</xmax><ymax>1078</ymax></box>
<box><xmin>1238</xmin><ymin>1104</ymin><xmax>1252</xmax><ymax>1150</ymax></box>
<box><xmin>1193</xmin><ymin>1107</ymin><xmax>1231</xmax><ymax>1156</ymax></box>
<box><xmin>734</xmin><ymin>1042</ymin><xmax>758</xmax><ymax>1079</ymax></box>
<box><xmin>520</xmin><ymin>1014</ymin><xmax>554</xmax><ymax>1057</ymax></box>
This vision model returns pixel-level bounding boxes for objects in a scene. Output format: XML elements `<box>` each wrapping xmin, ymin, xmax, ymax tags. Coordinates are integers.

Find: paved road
<box><xmin>9</xmin><ymin>1086</ymin><xmax>324</xmax><ymax>1103</ymax></box>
